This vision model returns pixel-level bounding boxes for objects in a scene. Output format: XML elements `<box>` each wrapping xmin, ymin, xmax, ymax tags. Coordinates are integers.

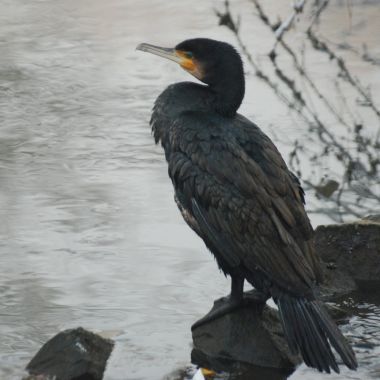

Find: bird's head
<box><xmin>137</xmin><ymin>38</ymin><xmax>243</xmax><ymax>87</ymax></box>
<box><xmin>137</xmin><ymin>38</ymin><xmax>245</xmax><ymax>115</ymax></box>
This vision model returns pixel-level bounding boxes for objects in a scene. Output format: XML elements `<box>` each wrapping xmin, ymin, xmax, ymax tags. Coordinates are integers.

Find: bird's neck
<box><xmin>209</xmin><ymin>77</ymin><xmax>245</xmax><ymax>117</ymax></box>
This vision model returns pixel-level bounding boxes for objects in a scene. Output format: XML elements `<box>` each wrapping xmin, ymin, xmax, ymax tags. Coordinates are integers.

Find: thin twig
<box><xmin>307</xmin><ymin>29</ymin><xmax>380</xmax><ymax>118</ymax></box>
<box><xmin>274</xmin><ymin>0</ymin><xmax>306</xmax><ymax>42</ymax></box>
<box><xmin>217</xmin><ymin>0</ymin><xmax>380</xmax><ymax>220</ymax></box>
<box><xmin>307</xmin><ymin>0</ymin><xmax>329</xmax><ymax>32</ymax></box>
<box><xmin>252</xmin><ymin>0</ymin><xmax>354</xmax><ymax>130</ymax></box>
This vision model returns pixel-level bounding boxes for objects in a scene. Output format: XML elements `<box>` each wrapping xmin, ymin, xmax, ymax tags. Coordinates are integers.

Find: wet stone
<box><xmin>191</xmin><ymin>348</ymin><xmax>292</xmax><ymax>380</ymax></box>
<box><xmin>317</xmin><ymin>261</ymin><xmax>358</xmax><ymax>301</ymax></box>
<box><xmin>191</xmin><ymin>216</ymin><xmax>380</xmax><ymax>375</ymax></box>
<box><xmin>24</xmin><ymin>327</ymin><xmax>114</xmax><ymax>380</ymax></box>
<box><xmin>192</xmin><ymin>290</ymin><xmax>301</xmax><ymax>371</ymax></box>
<box><xmin>315</xmin><ymin>215</ymin><xmax>380</xmax><ymax>293</ymax></box>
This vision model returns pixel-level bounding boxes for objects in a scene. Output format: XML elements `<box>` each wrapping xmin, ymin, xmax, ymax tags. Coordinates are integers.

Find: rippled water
<box><xmin>0</xmin><ymin>0</ymin><xmax>379</xmax><ymax>379</ymax></box>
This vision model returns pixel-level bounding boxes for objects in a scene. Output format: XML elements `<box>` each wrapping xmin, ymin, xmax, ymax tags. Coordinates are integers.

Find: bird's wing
<box><xmin>168</xmin><ymin>112</ymin><xmax>320</xmax><ymax>295</ymax></box>
<box><xmin>233</xmin><ymin>116</ymin><xmax>322</xmax><ymax>283</ymax></box>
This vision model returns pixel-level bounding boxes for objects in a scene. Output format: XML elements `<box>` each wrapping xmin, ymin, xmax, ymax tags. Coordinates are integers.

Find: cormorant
<box><xmin>137</xmin><ymin>38</ymin><xmax>357</xmax><ymax>373</ymax></box>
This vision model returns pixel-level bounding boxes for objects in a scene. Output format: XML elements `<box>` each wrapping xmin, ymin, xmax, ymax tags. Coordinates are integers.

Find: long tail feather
<box><xmin>277</xmin><ymin>295</ymin><xmax>357</xmax><ymax>373</ymax></box>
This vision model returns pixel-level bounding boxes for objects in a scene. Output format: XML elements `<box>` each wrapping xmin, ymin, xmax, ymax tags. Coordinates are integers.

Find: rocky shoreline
<box><xmin>23</xmin><ymin>216</ymin><xmax>380</xmax><ymax>379</ymax></box>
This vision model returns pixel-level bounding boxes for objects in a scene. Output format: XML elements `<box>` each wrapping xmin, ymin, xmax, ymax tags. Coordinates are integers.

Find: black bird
<box><xmin>137</xmin><ymin>38</ymin><xmax>357</xmax><ymax>373</ymax></box>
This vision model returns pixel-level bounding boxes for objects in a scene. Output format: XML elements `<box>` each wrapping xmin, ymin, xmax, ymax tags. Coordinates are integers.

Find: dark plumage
<box><xmin>137</xmin><ymin>38</ymin><xmax>357</xmax><ymax>373</ymax></box>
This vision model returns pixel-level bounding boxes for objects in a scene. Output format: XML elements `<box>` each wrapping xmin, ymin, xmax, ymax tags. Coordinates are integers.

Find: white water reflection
<box><xmin>0</xmin><ymin>0</ymin><xmax>379</xmax><ymax>379</ymax></box>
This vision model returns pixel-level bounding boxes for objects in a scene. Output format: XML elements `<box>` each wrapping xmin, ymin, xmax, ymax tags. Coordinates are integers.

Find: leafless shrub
<box><xmin>216</xmin><ymin>0</ymin><xmax>380</xmax><ymax>222</ymax></box>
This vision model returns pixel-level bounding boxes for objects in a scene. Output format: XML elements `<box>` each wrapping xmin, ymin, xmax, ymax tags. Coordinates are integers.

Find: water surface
<box><xmin>0</xmin><ymin>1</ymin><xmax>379</xmax><ymax>379</ymax></box>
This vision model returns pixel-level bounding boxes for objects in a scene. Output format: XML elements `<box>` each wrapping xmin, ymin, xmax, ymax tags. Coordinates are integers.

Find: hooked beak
<box><xmin>137</xmin><ymin>42</ymin><xmax>202</xmax><ymax>80</ymax></box>
<box><xmin>136</xmin><ymin>43</ymin><xmax>182</xmax><ymax>64</ymax></box>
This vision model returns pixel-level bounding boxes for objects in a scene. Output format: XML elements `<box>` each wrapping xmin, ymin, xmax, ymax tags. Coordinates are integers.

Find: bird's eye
<box><xmin>184</xmin><ymin>52</ymin><xmax>193</xmax><ymax>59</ymax></box>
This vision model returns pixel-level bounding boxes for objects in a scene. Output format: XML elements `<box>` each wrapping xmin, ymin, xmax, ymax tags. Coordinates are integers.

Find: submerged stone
<box><xmin>24</xmin><ymin>327</ymin><xmax>114</xmax><ymax>380</ymax></box>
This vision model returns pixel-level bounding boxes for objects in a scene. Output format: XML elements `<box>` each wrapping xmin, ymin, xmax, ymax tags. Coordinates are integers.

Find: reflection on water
<box><xmin>0</xmin><ymin>0</ymin><xmax>379</xmax><ymax>379</ymax></box>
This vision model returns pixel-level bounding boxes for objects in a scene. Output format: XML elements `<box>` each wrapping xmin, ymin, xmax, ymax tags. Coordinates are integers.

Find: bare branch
<box><xmin>307</xmin><ymin>0</ymin><xmax>329</xmax><ymax>32</ymax></box>
<box><xmin>274</xmin><ymin>0</ymin><xmax>306</xmax><ymax>41</ymax></box>
<box><xmin>217</xmin><ymin>0</ymin><xmax>380</xmax><ymax>221</ymax></box>
<box><xmin>307</xmin><ymin>29</ymin><xmax>380</xmax><ymax>118</ymax></box>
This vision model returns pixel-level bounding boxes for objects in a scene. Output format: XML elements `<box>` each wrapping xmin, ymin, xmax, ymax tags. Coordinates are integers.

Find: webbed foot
<box><xmin>191</xmin><ymin>289</ymin><xmax>269</xmax><ymax>331</ymax></box>
<box><xmin>191</xmin><ymin>295</ymin><xmax>242</xmax><ymax>330</ymax></box>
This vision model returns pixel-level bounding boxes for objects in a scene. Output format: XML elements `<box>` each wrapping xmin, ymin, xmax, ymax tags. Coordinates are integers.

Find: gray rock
<box><xmin>324</xmin><ymin>303</ymin><xmax>352</xmax><ymax>324</ymax></box>
<box><xmin>361</xmin><ymin>214</ymin><xmax>380</xmax><ymax>223</ymax></box>
<box><xmin>192</xmin><ymin>216</ymin><xmax>380</xmax><ymax>374</ymax></box>
<box><xmin>24</xmin><ymin>327</ymin><xmax>114</xmax><ymax>380</ymax></box>
<box><xmin>315</xmin><ymin>216</ymin><xmax>380</xmax><ymax>292</ymax></box>
<box><xmin>191</xmin><ymin>348</ymin><xmax>292</xmax><ymax>379</ymax></box>
<box><xmin>192</xmin><ymin>290</ymin><xmax>301</xmax><ymax>371</ymax></box>
<box><xmin>317</xmin><ymin>262</ymin><xmax>358</xmax><ymax>300</ymax></box>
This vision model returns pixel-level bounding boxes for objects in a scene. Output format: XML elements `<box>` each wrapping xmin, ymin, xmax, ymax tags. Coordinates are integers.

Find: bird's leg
<box><xmin>229</xmin><ymin>275</ymin><xmax>244</xmax><ymax>303</ymax></box>
<box><xmin>191</xmin><ymin>276</ymin><xmax>244</xmax><ymax>330</ymax></box>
